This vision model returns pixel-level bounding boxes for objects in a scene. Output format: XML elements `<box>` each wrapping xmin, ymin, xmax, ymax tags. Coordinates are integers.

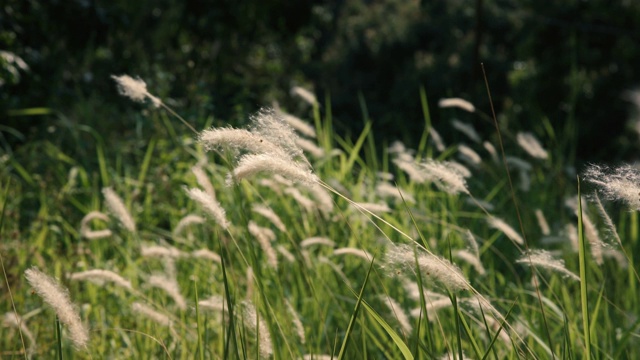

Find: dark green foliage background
<box><xmin>2</xmin><ymin>0</ymin><xmax>640</xmax><ymax>162</ymax></box>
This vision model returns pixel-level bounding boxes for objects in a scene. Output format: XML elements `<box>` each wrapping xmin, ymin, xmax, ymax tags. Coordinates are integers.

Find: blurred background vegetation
<box><xmin>2</xmin><ymin>0</ymin><xmax>640</xmax><ymax>164</ymax></box>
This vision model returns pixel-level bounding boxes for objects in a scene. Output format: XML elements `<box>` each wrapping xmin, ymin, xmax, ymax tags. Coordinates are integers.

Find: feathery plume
<box><xmin>80</xmin><ymin>211</ymin><xmax>112</xmax><ymax>239</ymax></box>
<box><xmin>353</xmin><ymin>202</ymin><xmax>391</xmax><ymax>214</ymax></box>
<box><xmin>487</xmin><ymin>217</ymin><xmax>524</xmax><ymax>246</ymax></box>
<box><xmin>230</xmin><ymin>154</ymin><xmax>318</xmax><ymax>185</ymax></box>
<box><xmin>184</xmin><ymin>187</ymin><xmax>229</xmax><ymax>229</ymax></box>
<box><xmin>385</xmin><ymin>244</ymin><xmax>469</xmax><ymax>291</ymax></box>
<box><xmin>300</xmin><ymin>237</ymin><xmax>335</xmax><ymax>248</ymax></box>
<box><xmin>483</xmin><ymin>141</ymin><xmax>499</xmax><ymax>163</ymax></box>
<box><xmin>454</xmin><ymin>250</ymin><xmax>486</xmax><ymax>275</ymax></box>
<box><xmin>284</xmin><ymin>187</ymin><xmax>316</xmax><ymax>211</ymax></box>
<box><xmin>285</xmin><ymin>300</ymin><xmax>306</xmax><ymax>344</ymax></box>
<box><xmin>333</xmin><ymin>247</ymin><xmax>373</xmax><ymax>261</ymax></box>
<box><xmin>306</xmin><ymin>183</ymin><xmax>334</xmax><ymax>216</ymax></box>
<box><xmin>111</xmin><ymin>74</ymin><xmax>161</xmax><ymax>107</ymax></box>
<box><xmin>452</xmin><ymin>119</ymin><xmax>481</xmax><ymax>143</ymax></box>
<box><xmin>192</xmin><ymin>249</ymin><xmax>222</xmax><ymax>263</ymax></box>
<box><xmin>278</xmin><ymin>111</ymin><xmax>316</xmax><ymax>138</ymax></box>
<box><xmin>68</xmin><ymin>269</ymin><xmax>132</xmax><ymax>290</ymax></box>
<box><xmin>296</xmin><ymin>138</ymin><xmax>325</xmax><ymax>158</ymax></box>
<box><xmin>241</xmin><ymin>302</ymin><xmax>273</xmax><ymax>358</ymax></box>
<box><xmin>381</xmin><ymin>296</ymin><xmax>413</xmax><ymax>333</ymax></box>
<box><xmin>420</xmin><ymin>160</ymin><xmax>469</xmax><ymax>195</ymax></box>
<box><xmin>199</xmin><ymin>128</ymin><xmax>288</xmax><ymax>158</ymax></box>
<box><xmin>291</xmin><ymin>86</ymin><xmax>318</xmax><ymax>107</ymax></box>
<box><xmin>517</xmin><ymin>132</ymin><xmax>548</xmax><ymax>160</ymax></box>
<box><xmin>199</xmin><ymin>295</ymin><xmax>227</xmax><ymax>313</ymax></box>
<box><xmin>250</xmin><ymin>109</ymin><xmax>308</xmax><ymax>164</ymax></box>
<box><xmin>464</xmin><ymin>229</ymin><xmax>480</xmax><ymax>258</ymax></box>
<box><xmin>192</xmin><ymin>165</ymin><xmax>216</xmax><ymax>200</ymax></box>
<box><xmin>147</xmin><ymin>275</ymin><xmax>187</xmax><ymax>310</ymax></box>
<box><xmin>25</xmin><ymin>268</ymin><xmax>89</xmax><ymax>348</ymax></box>
<box><xmin>102</xmin><ymin>187</ymin><xmax>136</xmax><ymax>232</ymax></box>
<box><xmin>535</xmin><ymin>209</ymin><xmax>551</xmax><ymax>236</ymax></box>
<box><xmin>438</xmin><ymin>97</ymin><xmax>475</xmax><ymax>112</ymax></box>
<box><xmin>276</xmin><ymin>245</ymin><xmax>296</xmax><ymax>263</ymax></box>
<box><xmin>3</xmin><ymin>312</ymin><xmax>36</xmax><ymax>354</ymax></box>
<box><xmin>377</xmin><ymin>172</ymin><xmax>395</xmax><ymax>181</ymax></box>
<box><xmin>375</xmin><ymin>182</ymin><xmax>416</xmax><ymax>203</ymax></box>
<box><xmin>429</xmin><ymin>127</ymin><xmax>446</xmax><ymax>152</ymax></box>
<box><xmin>252</xmin><ymin>204</ymin><xmax>286</xmax><ymax>232</ymax></box>
<box><xmin>173</xmin><ymin>214</ymin><xmax>205</xmax><ymax>235</ymax></box>
<box><xmin>248</xmin><ymin>221</ymin><xmax>278</xmax><ymax>269</ymax></box>
<box><xmin>131</xmin><ymin>302</ymin><xmax>172</xmax><ymax>327</ymax></box>
<box><xmin>457</xmin><ymin>144</ymin><xmax>482</xmax><ymax>165</ymax></box>
<box><xmin>141</xmin><ymin>245</ymin><xmax>184</xmax><ymax>259</ymax></box>
<box><xmin>516</xmin><ymin>250</ymin><xmax>580</xmax><ymax>281</ymax></box>
<box><xmin>393</xmin><ymin>158</ymin><xmax>428</xmax><ymax>183</ymax></box>
<box><xmin>584</xmin><ymin>164</ymin><xmax>640</xmax><ymax>211</ymax></box>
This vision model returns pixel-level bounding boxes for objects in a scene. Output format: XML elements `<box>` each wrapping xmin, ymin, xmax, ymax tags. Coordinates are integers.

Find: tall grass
<box><xmin>1</xmin><ymin>76</ymin><xmax>639</xmax><ymax>359</ymax></box>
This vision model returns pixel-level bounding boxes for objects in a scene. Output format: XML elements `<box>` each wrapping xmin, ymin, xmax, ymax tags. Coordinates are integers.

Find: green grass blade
<box><xmin>576</xmin><ymin>177</ymin><xmax>591</xmax><ymax>359</ymax></box>
<box><xmin>360</xmin><ymin>300</ymin><xmax>414</xmax><ymax>360</ymax></box>
<box><xmin>337</xmin><ymin>256</ymin><xmax>375</xmax><ymax>360</ymax></box>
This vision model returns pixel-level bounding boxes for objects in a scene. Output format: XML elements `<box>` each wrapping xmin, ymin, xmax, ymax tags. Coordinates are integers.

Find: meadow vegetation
<box><xmin>2</xmin><ymin>75</ymin><xmax>640</xmax><ymax>359</ymax></box>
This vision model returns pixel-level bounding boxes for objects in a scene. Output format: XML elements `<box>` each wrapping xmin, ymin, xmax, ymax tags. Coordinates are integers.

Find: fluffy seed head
<box><xmin>291</xmin><ymin>86</ymin><xmax>318</xmax><ymax>107</ymax></box>
<box><xmin>457</xmin><ymin>144</ymin><xmax>482</xmax><ymax>165</ymax></box>
<box><xmin>278</xmin><ymin>111</ymin><xmax>316</xmax><ymax>138</ymax></box>
<box><xmin>517</xmin><ymin>132</ymin><xmax>548</xmax><ymax>160</ymax></box>
<box><xmin>333</xmin><ymin>247</ymin><xmax>373</xmax><ymax>261</ymax></box>
<box><xmin>241</xmin><ymin>302</ymin><xmax>273</xmax><ymax>358</ymax></box>
<box><xmin>516</xmin><ymin>250</ymin><xmax>580</xmax><ymax>281</ymax></box>
<box><xmin>300</xmin><ymin>237</ymin><xmax>335</xmax><ymax>248</ymax></box>
<box><xmin>384</xmin><ymin>244</ymin><xmax>469</xmax><ymax>291</ymax></box>
<box><xmin>25</xmin><ymin>268</ymin><xmax>89</xmax><ymax>348</ymax></box>
<box><xmin>381</xmin><ymin>295</ymin><xmax>413</xmax><ymax>333</ymax></box>
<box><xmin>173</xmin><ymin>214</ymin><xmax>205</xmax><ymax>235</ymax></box>
<box><xmin>192</xmin><ymin>249</ymin><xmax>222</xmax><ymax>263</ymax></box>
<box><xmin>80</xmin><ymin>211</ymin><xmax>112</xmax><ymax>239</ymax></box>
<box><xmin>147</xmin><ymin>275</ymin><xmax>187</xmax><ymax>310</ymax></box>
<box><xmin>230</xmin><ymin>154</ymin><xmax>318</xmax><ymax>185</ymax></box>
<box><xmin>429</xmin><ymin>127</ymin><xmax>446</xmax><ymax>152</ymax></box>
<box><xmin>420</xmin><ymin>160</ymin><xmax>469</xmax><ymax>195</ymax></box>
<box><xmin>438</xmin><ymin>97</ymin><xmax>475</xmax><ymax>112</ymax></box>
<box><xmin>69</xmin><ymin>269</ymin><xmax>132</xmax><ymax>290</ymax></box>
<box><xmin>584</xmin><ymin>164</ymin><xmax>640</xmax><ymax>211</ymax></box>
<box><xmin>452</xmin><ymin>119</ymin><xmax>481</xmax><ymax>143</ymax></box>
<box><xmin>487</xmin><ymin>217</ymin><xmax>524</xmax><ymax>246</ymax></box>
<box><xmin>184</xmin><ymin>187</ymin><xmax>229</xmax><ymax>229</ymax></box>
<box><xmin>141</xmin><ymin>245</ymin><xmax>184</xmax><ymax>258</ymax></box>
<box><xmin>248</xmin><ymin>221</ymin><xmax>278</xmax><ymax>269</ymax></box>
<box><xmin>111</xmin><ymin>74</ymin><xmax>161</xmax><ymax>107</ymax></box>
<box><xmin>102</xmin><ymin>187</ymin><xmax>136</xmax><ymax>232</ymax></box>
<box><xmin>535</xmin><ymin>209</ymin><xmax>551</xmax><ymax>236</ymax></box>
<box><xmin>132</xmin><ymin>302</ymin><xmax>172</xmax><ymax>327</ymax></box>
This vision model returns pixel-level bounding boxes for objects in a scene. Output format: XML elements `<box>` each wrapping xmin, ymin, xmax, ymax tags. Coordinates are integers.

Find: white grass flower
<box><xmin>241</xmin><ymin>302</ymin><xmax>273</xmax><ymax>358</ymax></box>
<box><xmin>102</xmin><ymin>187</ymin><xmax>136</xmax><ymax>232</ymax></box>
<box><xmin>184</xmin><ymin>187</ymin><xmax>229</xmax><ymax>229</ymax></box>
<box><xmin>420</xmin><ymin>160</ymin><xmax>469</xmax><ymax>195</ymax></box>
<box><xmin>132</xmin><ymin>302</ymin><xmax>172</xmax><ymax>327</ymax></box>
<box><xmin>276</xmin><ymin>245</ymin><xmax>296</xmax><ymax>263</ymax></box>
<box><xmin>192</xmin><ymin>165</ymin><xmax>216</xmax><ymax>200</ymax></box>
<box><xmin>3</xmin><ymin>312</ymin><xmax>36</xmax><ymax>354</ymax></box>
<box><xmin>285</xmin><ymin>300</ymin><xmax>306</xmax><ymax>344</ymax></box>
<box><xmin>80</xmin><ymin>211</ymin><xmax>112</xmax><ymax>239</ymax></box>
<box><xmin>284</xmin><ymin>187</ymin><xmax>316</xmax><ymax>212</ymax></box>
<box><xmin>393</xmin><ymin>158</ymin><xmax>428</xmax><ymax>183</ymax></box>
<box><xmin>483</xmin><ymin>141</ymin><xmax>499</xmax><ymax>163</ymax></box>
<box><xmin>173</xmin><ymin>214</ymin><xmax>205</xmax><ymax>235</ymax></box>
<box><xmin>516</xmin><ymin>250</ymin><xmax>580</xmax><ymax>281</ymax></box>
<box><xmin>147</xmin><ymin>275</ymin><xmax>187</xmax><ymax>310</ymax></box>
<box><xmin>566</xmin><ymin>196</ymin><xmax>605</xmax><ymax>263</ymax></box>
<box><xmin>505</xmin><ymin>156</ymin><xmax>532</xmax><ymax>172</ymax></box>
<box><xmin>535</xmin><ymin>209</ymin><xmax>551</xmax><ymax>236</ymax></box>
<box><xmin>250</xmin><ymin>109</ymin><xmax>309</xmax><ymax>164</ymax></box>
<box><xmin>384</xmin><ymin>244</ymin><xmax>469</xmax><ymax>291</ymax></box>
<box><xmin>454</xmin><ymin>250</ymin><xmax>486</xmax><ymax>275</ymax></box>
<box><xmin>429</xmin><ymin>127</ymin><xmax>446</xmax><ymax>152</ymax></box>
<box><xmin>192</xmin><ymin>249</ymin><xmax>222</xmax><ymax>263</ymax></box>
<box><xmin>318</xmin><ymin>256</ymin><xmax>351</xmax><ymax>285</ymax></box>
<box><xmin>333</xmin><ymin>247</ymin><xmax>373</xmax><ymax>261</ymax></box>
<box><xmin>452</xmin><ymin>119</ymin><xmax>481</xmax><ymax>143</ymax></box>
<box><xmin>111</xmin><ymin>74</ymin><xmax>161</xmax><ymax>107</ymax></box>
<box><xmin>300</xmin><ymin>237</ymin><xmax>335</xmax><ymax>248</ymax></box>
<box><xmin>447</xmin><ymin>161</ymin><xmax>472</xmax><ymax>178</ymax></box>
<box><xmin>199</xmin><ymin>128</ymin><xmax>288</xmax><ymax>158</ymax></box>
<box><xmin>306</xmin><ymin>183</ymin><xmax>334</xmax><ymax>215</ymax></box>
<box><xmin>375</xmin><ymin>182</ymin><xmax>416</xmax><ymax>203</ymax></box>
<box><xmin>199</xmin><ymin>295</ymin><xmax>227</xmax><ymax>313</ymax></box>
<box><xmin>68</xmin><ymin>269</ymin><xmax>132</xmax><ymax>290</ymax></box>
<box><xmin>457</xmin><ymin>144</ymin><xmax>482</xmax><ymax>166</ymax></box>
<box><xmin>25</xmin><ymin>268</ymin><xmax>89</xmax><ymax>348</ymax></box>
<box><xmin>230</xmin><ymin>154</ymin><xmax>318</xmax><ymax>185</ymax></box>
<box><xmin>388</xmin><ymin>141</ymin><xmax>407</xmax><ymax>154</ymax></box>
<box><xmin>517</xmin><ymin>132</ymin><xmax>548</xmax><ymax>160</ymax></box>
<box><xmin>381</xmin><ymin>296</ymin><xmax>412</xmax><ymax>333</ymax></box>
<box><xmin>252</xmin><ymin>204</ymin><xmax>286</xmax><ymax>232</ymax></box>
<box><xmin>463</xmin><ymin>229</ymin><xmax>480</xmax><ymax>258</ymax></box>
<box><xmin>438</xmin><ymin>97</ymin><xmax>475</xmax><ymax>112</ymax></box>
<box><xmin>296</xmin><ymin>137</ymin><xmax>325</xmax><ymax>158</ymax></box>
<box><xmin>564</xmin><ymin>223</ymin><xmax>579</xmax><ymax>252</ymax></box>
<box><xmin>584</xmin><ymin>164</ymin><xmax>640</xmax><ymax>211</ymax></box>
<box><xmin>278</xmin><ymin>111</ymin><xmax>316</xmax><ymax>138</ymax></box>
<box><xmin>487</xmin><ymin>217</ymin><xmax>524</xmax><ymax>245</ymax></box>
<box><xmin>248</xmin><ymin>221</ymin><xmax>278</xmax><ymax>269</ymax></box>
<box><xmin>291</xmin><ymin>86</ymin><xmax>318</xmax><ymax>107</ymax></box>
<box><xmin>140</xmin><ymin>245</ymin><xmax>184</xmax><ymax>258</ymax></box>
<box><xmin>377</xmin><ymin>172</ymin><xmax>394</xmax><ymax>181</ymax></box>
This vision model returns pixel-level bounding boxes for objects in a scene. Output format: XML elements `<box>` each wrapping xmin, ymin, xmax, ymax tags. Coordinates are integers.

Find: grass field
<box><xmin>1</xmin><ymin>77</ymin><xmax>639</xmax><ymax>359</ymax></box>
